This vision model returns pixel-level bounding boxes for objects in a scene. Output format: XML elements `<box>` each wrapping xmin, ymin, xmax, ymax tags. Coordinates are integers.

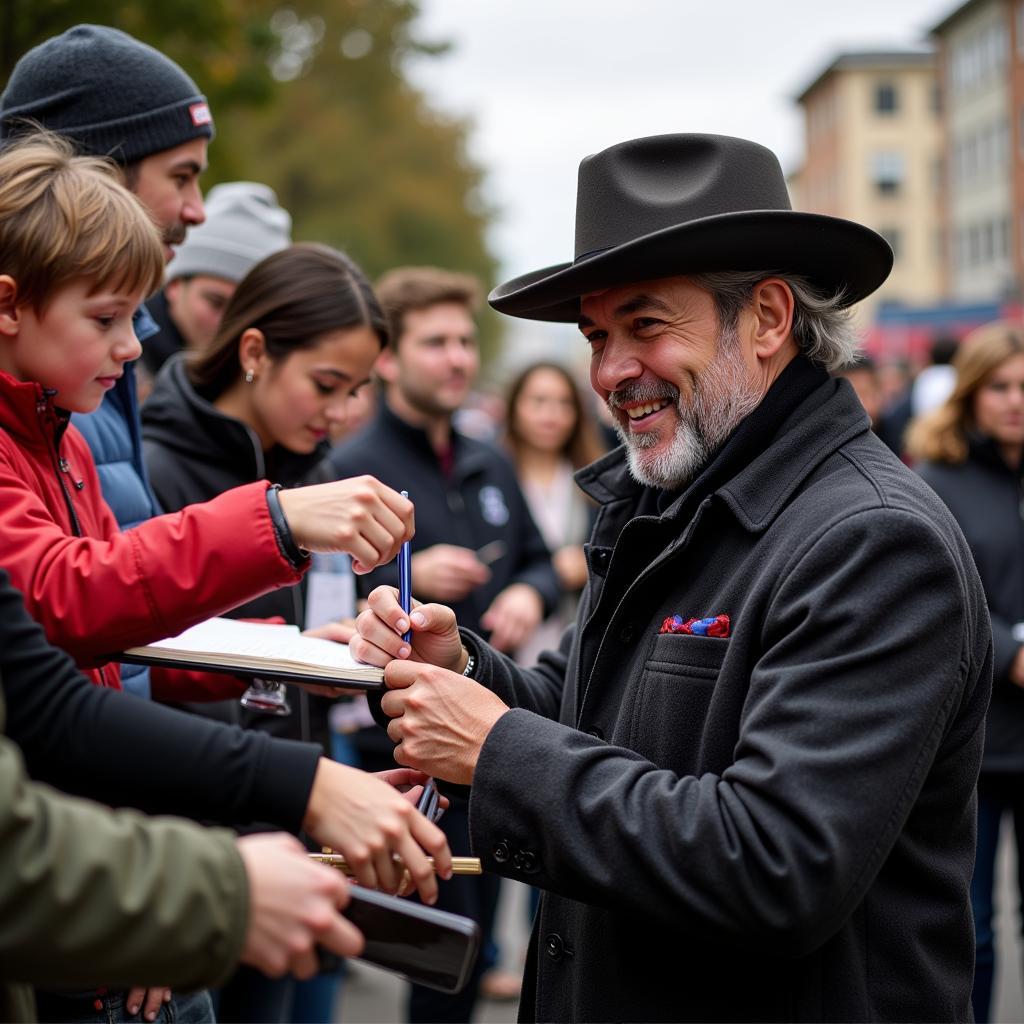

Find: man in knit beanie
<box><xmin>0</xmin><ymin>25</ymin><xmax>216</xmax><ymax>1024</ymax></box>
<box><xmin>144</xmin><ymin>182</ymin><xmax>292</xmax><ymax>378</ymax></box>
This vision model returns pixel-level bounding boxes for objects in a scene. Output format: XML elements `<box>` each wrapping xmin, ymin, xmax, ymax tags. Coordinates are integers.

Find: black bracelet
<box><xmin>265</xmin><ymin>484</ymin><xmax>309</xmax><ymax>569</ymax></box>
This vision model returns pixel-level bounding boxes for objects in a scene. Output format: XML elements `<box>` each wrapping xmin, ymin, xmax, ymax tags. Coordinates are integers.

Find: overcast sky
<box><xmin>408</xmin><ymin>0</ymin><xmax>952</xmax><ymax>285</ymax></box>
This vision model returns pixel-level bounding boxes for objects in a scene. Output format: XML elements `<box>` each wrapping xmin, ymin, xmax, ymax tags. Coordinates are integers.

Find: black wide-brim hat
<box><xmin>489</xmin><ymin>134</ymin><xmax>893</xmax><ymax>322</ymax></box>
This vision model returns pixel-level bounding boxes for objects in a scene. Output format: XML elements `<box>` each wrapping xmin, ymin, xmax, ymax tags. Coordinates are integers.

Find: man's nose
<box><xmin>593</xmin><ymin>337</ymin><xmax>643</xmax><ymax>393</ymax></box>
<box><xmin>183</xmin><ymin>184</ymin><xmax>205</xmax><ymax>226</ymax></box>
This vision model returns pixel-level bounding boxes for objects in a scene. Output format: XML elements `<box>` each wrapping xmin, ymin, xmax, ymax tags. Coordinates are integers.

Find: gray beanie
<box><xmin>165</xmin><ymin>182</ymin><xmax>292</xmax><ymax>283</ymax></box>
<box><xmin>0</xmin><ymin>24</ymin><xmax>214</xmax><ymax>165</ymax></box>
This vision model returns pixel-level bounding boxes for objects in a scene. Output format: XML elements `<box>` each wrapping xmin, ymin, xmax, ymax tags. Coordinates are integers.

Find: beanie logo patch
<box><xmin>189</xmin><ymin>102</ymin><xmax>212</xmax><ymax>127</ymax></box>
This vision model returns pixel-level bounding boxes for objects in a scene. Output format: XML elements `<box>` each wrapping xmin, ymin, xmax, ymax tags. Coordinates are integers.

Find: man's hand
<box><xmin>351</xmin><ymin>586</ymin><xmax>466</xmax><ymax>673</ymax></box>
<box><xmin>410</xmin><ymin>544</ymin><xmax>490</xmax><ymax>602</ymax></box>
<box><xmin>380</xmin><ymin>660</ymin><xmax>510</xmax><ymax>784</ymax></box>
<box><xmin>553</xmin><ymin>544</ymin><xmax>588</xmax><ymax>590</ymax></box>
<box><xmin>1011</xmin><ymin>646</ymin><xmax>1024</xmax><ymax>688</ymax></box>
<box><xmin>125</xmin><ymin>987</ymin><xmax>170</xmax><ymax>1021</ymax></box>
<box><xmin>480</xmin><ymin>583</ymin><xmax>544</xmax><ymax>653</ymax></box>
<box><xmin>302</xmin><ymin>759</ymin><xmax>452</xmax><ymax>904</ymax></box>
<box><xmin>236</xmin><ymin>833</ymin><xmax>364</xmax><ymax>979</ymax></box>
<box><xmin>278</xmin><ymin>477</ymin><xmax>414</xmax><ymax>573</ymax></box>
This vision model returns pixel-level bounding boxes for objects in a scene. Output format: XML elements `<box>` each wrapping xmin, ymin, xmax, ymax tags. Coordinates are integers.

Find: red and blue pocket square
<box><xmin>659</xmin><ymin>613</ymin><xmax>730</xmax><ymax>637</ymax></box>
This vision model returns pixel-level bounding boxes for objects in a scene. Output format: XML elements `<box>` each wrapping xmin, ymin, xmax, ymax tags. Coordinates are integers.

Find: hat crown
<box><xmin>574</xmin><ymin>134</ymin><xmax>792</xmax><ymax>261</ymax></box>
<box><xmin>0</xmin><ymin>24</ymin><xmax>213</xmax><ymax>164</ymax></box>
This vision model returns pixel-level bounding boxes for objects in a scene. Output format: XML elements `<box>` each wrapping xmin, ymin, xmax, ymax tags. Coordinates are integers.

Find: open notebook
<box><xmin>122</xmin><ymin>617</ymin><xmax>384</xmax><ymax>689</ymax></box>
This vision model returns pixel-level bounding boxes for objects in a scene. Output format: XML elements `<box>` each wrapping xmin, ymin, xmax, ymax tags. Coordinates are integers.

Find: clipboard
<box><xmin>340</xmin><ymin>886</ymin><xmax>481</xmax><ymax>993</ymax></box>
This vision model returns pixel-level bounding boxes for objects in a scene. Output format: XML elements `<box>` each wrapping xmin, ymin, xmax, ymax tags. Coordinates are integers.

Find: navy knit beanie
<box><xmin>0</xmin><ymin>24</ymin><xmax>215</xmax><ymax>165</ymax></box>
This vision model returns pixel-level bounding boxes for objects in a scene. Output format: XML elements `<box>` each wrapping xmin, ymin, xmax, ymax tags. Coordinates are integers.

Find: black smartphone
<box><xmin>340</xmin><ymin>886</ymin><xmax>481</xmax><ymax>993</ymax></box>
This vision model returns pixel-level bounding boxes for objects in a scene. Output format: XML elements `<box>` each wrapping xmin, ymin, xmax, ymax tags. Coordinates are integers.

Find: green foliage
<box><xmin>1</xmin><ymin>0</ymin><xmax>502</xmax><ymax>361</ymax></box>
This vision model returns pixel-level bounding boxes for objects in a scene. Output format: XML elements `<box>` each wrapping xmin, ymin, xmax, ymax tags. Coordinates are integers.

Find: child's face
<box><xmin>10</xmin><ymin>280</ymin><xmax>144</xmax><ymax>412</ymax></box>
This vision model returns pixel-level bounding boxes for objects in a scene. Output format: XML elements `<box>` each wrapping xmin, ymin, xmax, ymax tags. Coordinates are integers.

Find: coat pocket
<box><xmin>629</xmin><ymin>633</ymin><xmax>728</xmax><ymax>771</ymax></box>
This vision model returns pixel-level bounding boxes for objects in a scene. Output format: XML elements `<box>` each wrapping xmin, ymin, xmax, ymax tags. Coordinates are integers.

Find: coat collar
<box><xmin>0</xmin><ymin>368</ymin><xmax>68</xmax><ymax>448</ymax></box>
<box><xmin>375</xmin><ymin>399</ymin><xmax>494</xmax><ymax>478</ymax></box>
<box><xmin>576</xmin><ymin>357</ymin><xmax>870</xmax><ymax>533</ymax></box>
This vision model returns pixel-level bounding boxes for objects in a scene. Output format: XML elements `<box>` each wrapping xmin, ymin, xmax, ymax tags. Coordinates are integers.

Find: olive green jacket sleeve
<box><xmin>0</xmin><ymin>693</ymin><xmax>249</xmax><ymax>1019</ymax></box>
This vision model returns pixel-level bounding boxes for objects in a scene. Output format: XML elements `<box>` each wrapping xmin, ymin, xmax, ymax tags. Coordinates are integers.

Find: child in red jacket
<box><xmin>0</xmin><ymin>134</ymin><xmax>414</xmax><ymax>692</ymax></box>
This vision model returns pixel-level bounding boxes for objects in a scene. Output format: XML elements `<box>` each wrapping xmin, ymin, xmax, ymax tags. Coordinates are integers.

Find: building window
<box><xmin>878</xmin><ymin>226</ymin><xmax>902</xmax><ymax>260</ymax></box>
<box><xmin>872</xmin><ymin>151</ymin><xmax>905</xmax><ymax>195</ymax></box>
<box><xmin>875</xmin><ymin>82</ymin><xmax>898</xmax><ymax>114</ymax></box>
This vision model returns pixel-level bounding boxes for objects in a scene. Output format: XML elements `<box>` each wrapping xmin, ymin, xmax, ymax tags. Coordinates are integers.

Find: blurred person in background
<box><xmin>504</xmin><ymin>361</ymin><xmax>605</xmax><ymax>666</ymax></box>
<box><xmin>906</xmin><ymin>322</ymin><xmax>1024</xmax><ymax>1023</ymax></box>
<box><xmin>142</xmin><ymin>182</ymin><xmax>292</xmax><ymax>392</ymax></box>
<box><xmin>142</xmin><ymin>242</ymin><xmax>392</xmax><ymax>1023</ymax></box>
<box><xmin>327</xmin><ymin>265</ymin><xmax>559</xmax><ymax>1024</ymax></box>
<box><xmin>836</xmin><ymin>355</ymin><xmax>884</xmax><ymax>432</ymax></box>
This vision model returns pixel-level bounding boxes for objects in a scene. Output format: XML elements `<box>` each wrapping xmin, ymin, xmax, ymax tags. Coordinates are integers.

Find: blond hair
<box><xmin>905</xmin><ymin>322</ymin><xmax>1024</xmax><ymax>464</ymax></box>
<box><xmin>0</xmin><ymin>132</ymin><xmax>163</xmax><ymax>311</ymax></box>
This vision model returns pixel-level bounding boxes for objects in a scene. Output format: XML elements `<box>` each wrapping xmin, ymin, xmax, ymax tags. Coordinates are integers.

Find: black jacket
<box><xmin>326</xmin><ymin>400</ymin><xmax>559</xmax><ymax>636</ymax></box>
<box><xmin>464</xmin><ymin>360</ymin><xmax>990</xmax><ymax>1022</ymax></box>
<box><xmin>919</xmin><ymin>436</ymin><xmax>1024</xmax><ymax>772</ymax></box>
<box><xmin>140</xmin><ymin>289</ymin><xmax>187</xmax><ymax>379</ymax></box>
<box><xmin>0</xmin><ymin>566</ymin><xmax>318</xmax><ymax>831</ymax></box>
<box><xmin>142</xmin><ymin>354</ymin><xmax>335</xmax><ymax>746</ymax></box>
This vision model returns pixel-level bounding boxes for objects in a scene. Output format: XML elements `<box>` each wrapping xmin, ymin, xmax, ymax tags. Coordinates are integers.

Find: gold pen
<box><xmin>311</xmin><ymin>853</ymin><xmax>482</xmax><ymax>875</ymax></box>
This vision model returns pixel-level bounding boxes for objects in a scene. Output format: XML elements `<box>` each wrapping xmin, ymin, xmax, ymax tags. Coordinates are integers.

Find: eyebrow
<box><xmin>170</xmin><ymin>159</ymin><xmax>205</xmax><ymax>176</ymax></box>
<box><xmin>578</xmin><ymin>293</ymin><xmax>673</xmax><ymax>329</ymax></box>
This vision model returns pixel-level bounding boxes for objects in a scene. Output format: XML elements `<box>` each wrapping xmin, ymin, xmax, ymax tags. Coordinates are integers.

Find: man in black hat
<box><xmin>353</xmin><ymin>134</ymin><xmax>993</xmax><ymax>1021</ymax></box>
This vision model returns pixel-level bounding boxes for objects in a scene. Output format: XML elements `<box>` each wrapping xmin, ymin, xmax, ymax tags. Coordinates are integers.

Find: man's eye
<box><xmin>634</xmin><ymin>318</ymin><xmax>660</xmax><ymax>331</ymax></box>
<box><xmin>584</xmin><ymin>331</ymin><xmax>606</xmax><ymax>345</ymax></box>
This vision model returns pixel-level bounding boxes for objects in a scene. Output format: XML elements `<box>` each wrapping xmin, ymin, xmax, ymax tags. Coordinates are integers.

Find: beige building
<box><xmin>932</xmin><ymin>0</ymin><xmax>1020</xmax><ymax>302</ymax></box>
<box><xmin>791</xmin><ymin>51</ymin><xmax>944</xmax><ymax>326</ymax></box>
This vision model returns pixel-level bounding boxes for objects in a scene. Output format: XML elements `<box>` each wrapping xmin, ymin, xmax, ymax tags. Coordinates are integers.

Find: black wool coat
<box><xmin>919</xmin><ymin>436</ymin><xmax>1024</xmax><ymax>773</ymax></box>
<box><xmin>465</xmin><ymin>359</ymin><xmax>991</xmax><ymax>1023</ymax></box>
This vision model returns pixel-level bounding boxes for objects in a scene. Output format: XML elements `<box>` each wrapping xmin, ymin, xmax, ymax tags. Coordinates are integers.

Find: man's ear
<box><xmin>749</xmin><ymin>278</ymin><xmax>795</xmax><ymax>360</ymax></box>
<box><xmin>0</xmin><ymin>276</ymin><xmax>21</xmax><ymax>338</ymax></box>
<box><xmin>374</xmin><ymin>344</ymin><xmax>399</xmax><ymax>384</ymax></box>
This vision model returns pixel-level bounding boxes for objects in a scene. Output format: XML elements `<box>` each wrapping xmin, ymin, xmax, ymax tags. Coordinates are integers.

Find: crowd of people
<box><xmin>0</xmin><ymin>18</ymin><xmax>1020</xmax><ymax>1024</ymax></box>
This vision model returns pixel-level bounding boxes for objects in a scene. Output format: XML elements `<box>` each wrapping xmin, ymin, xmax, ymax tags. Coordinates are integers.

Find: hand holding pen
<box><xmin>399</xmin><ymin>492</ymin><xmax>442</xmax><ymax>824</ymax></box>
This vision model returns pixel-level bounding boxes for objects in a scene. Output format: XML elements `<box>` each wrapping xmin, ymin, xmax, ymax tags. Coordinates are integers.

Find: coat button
<box><xmin>493</xmin><ymin>840</ymin><xmax>511</xmax><ymax>864</ymax></box>
<box><xmin>519</xmin><ymin>850</ymin><xmax>539</xmax><ymax>874</ymax></box>
<box><xmin>545</xmin><ymin>933</ymin><xmax>565</xmax><ymax>961</ymax></box>
<box><xmin>618</xmin><ymin>622</ymin><xmax>635</xmax><ymax>643</ymax></box>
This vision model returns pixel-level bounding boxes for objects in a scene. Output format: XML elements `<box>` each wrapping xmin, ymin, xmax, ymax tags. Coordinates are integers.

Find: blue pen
<box><xmin>399</xmin><ymin>490</ymin><xmax>412</xmax><ymax>643</ymax></box>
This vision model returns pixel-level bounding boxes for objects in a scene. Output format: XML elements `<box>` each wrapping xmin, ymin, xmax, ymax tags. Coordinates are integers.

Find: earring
<box><xmin>244</xmin><ymin>368</ymin><xmax>255</xmax><ymax>384</ymax></box>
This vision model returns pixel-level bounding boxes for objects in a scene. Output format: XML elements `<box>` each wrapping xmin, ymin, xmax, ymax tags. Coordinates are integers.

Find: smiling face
<box><xmin>973</xmin><ymin>351</ymin><xmax>1024</xmax><ymax>462</ymax></box>
<box><xmin>579</xmin><ymin>276</ymin><xmax>763</xmax><ymax>489</ymax></box>
<box><xmin>242</xmin><ymin>325</ymin><xmax>381</xmax><ymax>453</ymax></box>
<box><xmin>0</xmin><ymin>278</ymin><xmax>144</xmax><ymax>412</ymax></box>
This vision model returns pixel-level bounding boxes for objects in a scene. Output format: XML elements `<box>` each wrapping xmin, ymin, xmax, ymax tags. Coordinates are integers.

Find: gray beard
<box><xmin>610</xmin><ymin>325</ymin><xmax>763</xmax><ymax>490</ymax></box>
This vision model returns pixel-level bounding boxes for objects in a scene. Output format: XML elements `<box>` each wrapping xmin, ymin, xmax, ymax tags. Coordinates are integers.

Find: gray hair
<box><xmin>688</xmin><ymin>271</ymin><xmax>859</xmax><ymax>372</ymax></box>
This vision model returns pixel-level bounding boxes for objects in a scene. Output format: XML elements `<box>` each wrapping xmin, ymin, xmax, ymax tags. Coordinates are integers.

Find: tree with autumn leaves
<box><xmin>2</xmin><ymin>0</ymin><xmax>500</xmax><ymax>352</ymax></box>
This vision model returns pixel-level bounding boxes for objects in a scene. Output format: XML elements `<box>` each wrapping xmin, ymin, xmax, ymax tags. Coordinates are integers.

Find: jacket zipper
<box><xmin>37</xmin><ymin>395</ymin><xmax>84</xmax><ymax>537</ymax></box>
<box><xmin>37</xmin><ymin>395</ymin><xmax>110</xmax><ymax>686</ymax></box>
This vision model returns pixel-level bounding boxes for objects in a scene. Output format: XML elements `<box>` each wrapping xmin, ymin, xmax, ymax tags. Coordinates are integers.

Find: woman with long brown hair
<box><xmin>504</xmin><ymin>361</ymin><xmax>605</xmax><ymax>665</ymax></box>
<box><xmin>907</xmin><ymin>322</ymin><xmax>1024</xmax><ymax>1023</ymax></box>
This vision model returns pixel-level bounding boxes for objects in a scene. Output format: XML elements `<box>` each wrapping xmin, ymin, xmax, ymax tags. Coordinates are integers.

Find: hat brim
<box><xmin>488</xmin><ymin>210</ymin><xmax>893</xmax><ymax>322</ymax></box>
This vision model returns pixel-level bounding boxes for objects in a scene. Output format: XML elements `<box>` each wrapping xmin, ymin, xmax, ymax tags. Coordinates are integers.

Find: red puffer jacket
<box><xmin>0</xmin><ymin>370</ymin><xmax>305</xmax><ymax>693</ymax></box>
